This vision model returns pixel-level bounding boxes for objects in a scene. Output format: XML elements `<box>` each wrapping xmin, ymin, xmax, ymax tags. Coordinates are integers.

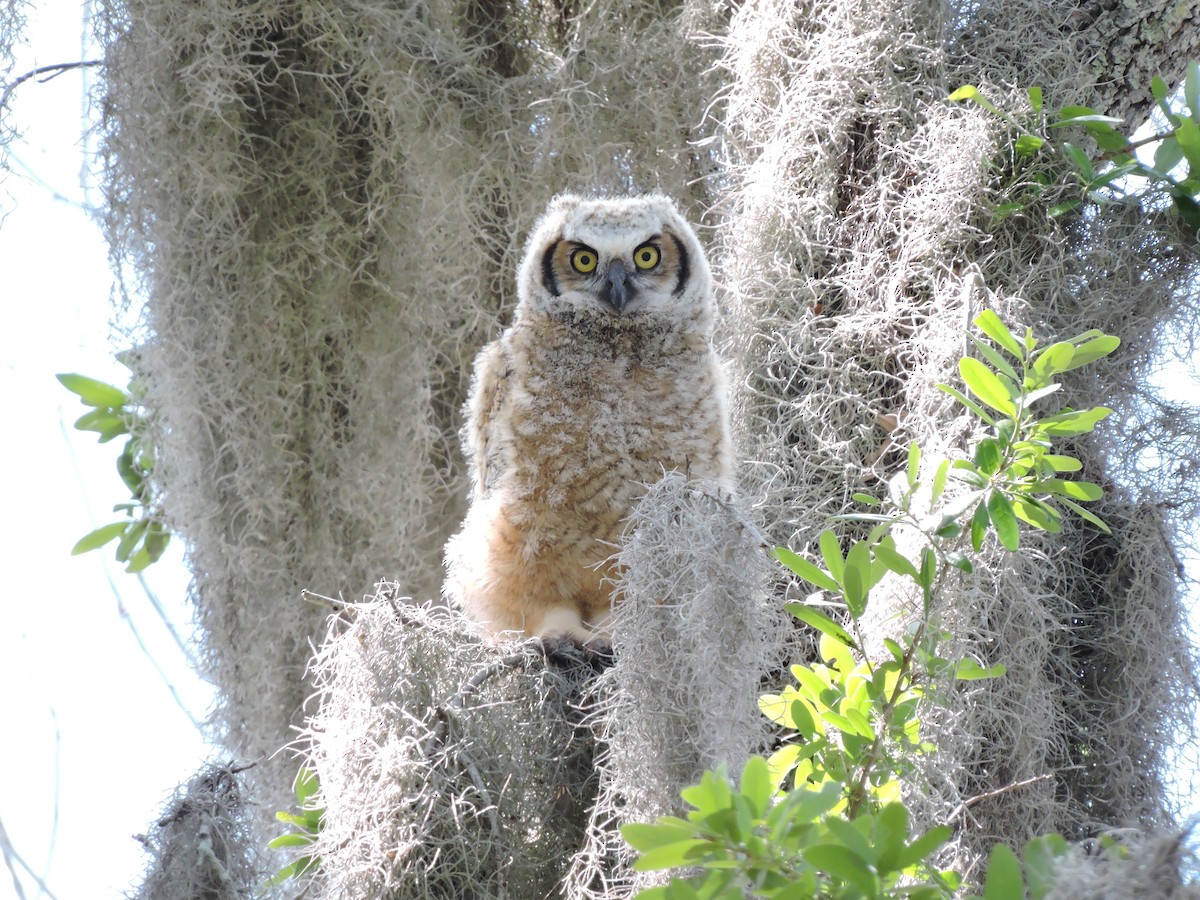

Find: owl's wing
<box><xmin>464</xmin><ymin>339</ymin><xmax>511</xmax><ymax>498</ymax></box>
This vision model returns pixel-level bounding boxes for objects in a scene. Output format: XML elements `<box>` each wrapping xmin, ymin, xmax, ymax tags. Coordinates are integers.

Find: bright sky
<box><xmin>0</xmin><ymin>3</ymin><xmax>215</xmax><ymax>898</ymax></box>
<box><xmin>1</xmin><ymin>4</ymin><xmax>1197</xmax><ymax>899</ymax></box>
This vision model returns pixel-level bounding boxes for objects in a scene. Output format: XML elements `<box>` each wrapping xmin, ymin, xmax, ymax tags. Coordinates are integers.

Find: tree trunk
<box><xmin>93</xmin><ymin>0</ymin><xmax>1198</xmax><ymax>895</ymax></box>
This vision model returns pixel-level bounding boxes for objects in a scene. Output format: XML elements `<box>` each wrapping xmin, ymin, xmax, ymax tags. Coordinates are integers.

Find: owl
<box><xmin>443</xmin><ymin>193</ymin><xmax>734</xmax><ymax>647</ymax></box>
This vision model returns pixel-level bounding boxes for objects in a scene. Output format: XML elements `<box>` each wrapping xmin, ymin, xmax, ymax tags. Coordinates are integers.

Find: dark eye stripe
<box><xmin>668</xmin><ymin>231</ymin><xmax>689</xmax><ymax>296</ymax></box>
<box><xmin>542</xmin><ymin>239</ymin><xmax>560</xmax><ymax>296</ymax></box>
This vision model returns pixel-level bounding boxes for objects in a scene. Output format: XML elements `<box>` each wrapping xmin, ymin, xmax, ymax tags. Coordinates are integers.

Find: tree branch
<box><xmin>948</xmin><ymin>773</ymin><xmax>1056</xmax><ymax>824</ymax></box>
<box><xmin>1</xmin><ymin>61</ymin><xmax>103</xmax><ymax>114</ymax></box>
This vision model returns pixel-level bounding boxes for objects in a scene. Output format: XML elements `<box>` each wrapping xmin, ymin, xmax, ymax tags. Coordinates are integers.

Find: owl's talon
<box><xmin>539</xmin><ymin>634</ymin><xmax>615</xmax><ymax>671</ymax></box>
<box><xmin>582</xmin><ymin>639</ymin><xmax>615</xmax><ymax>672</ymax></box>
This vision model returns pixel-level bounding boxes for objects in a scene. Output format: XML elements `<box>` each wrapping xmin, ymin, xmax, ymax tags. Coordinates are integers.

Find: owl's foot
<box><xmin>539</xmin><ymin>634</ymin><xmax>615</xmax><ymax>672</ymax></box>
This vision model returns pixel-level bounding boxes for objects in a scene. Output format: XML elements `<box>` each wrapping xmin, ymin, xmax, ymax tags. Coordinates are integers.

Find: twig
<box><xmin>1</xmin><ymin>61</ymin><xmax>103</xmax><ymax>114</ymax></box>
<box><xmin>415</xmin><ymin>652</ymin><xmax>533</xmax><ymax>848</ymax></box>
<box><xmin>0</xmin><ymin>814</ymin><xmax>61</xmax><ymax>900</ymax></box>
<box><xmin>1095</xmin><ymin>128</ymin><xmax>1177</xmax><ymax>164</ymax></box>
<box><xmin>300</xmin><ymin>589</ymin><xmax>352</xmax><ymax>612</ymax></box>
<box><xmin>948</xmin><ymin>773</ymin><xmax>1055</xmax><ymax>824</ymax></box>
<box><xmin>137</xmin><ymin>573</ymin><xmax>202</xmax><ymax>670</ymax></box>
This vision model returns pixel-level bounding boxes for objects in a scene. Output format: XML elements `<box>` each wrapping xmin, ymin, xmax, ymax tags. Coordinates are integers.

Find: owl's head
<box><xmin>515</xmin><ymin>193</ymin><xmax>714</xmax><ymax>334</ymax></box>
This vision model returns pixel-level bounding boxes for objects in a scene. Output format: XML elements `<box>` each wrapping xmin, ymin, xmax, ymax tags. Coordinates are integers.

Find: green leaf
<box><xmin>1036</xmin><ymin>479</ymin><xmax>1104</xmax><ymax>501</ymax></box>
<box><xmin>873</xmin><ymin>802</ymin><xmax>910</xmax><ymax>874</ymax></box>
<box><xmin>1176</xmin><ymin>119</ymin><xmax>1200</xmax><ymax>171</ymax></box>
<box><xmin>937</xmin><ymin>383</ymin><xmax>998</xmax><ymax>425</ymax></box>
<box><xmin>1090</xmin><ymin>162</ymin><xmax>1138</xmax><ymax>191</ymax></box>
<box><xmin>970</xmin><ymin>501</ymin><xmax>990</xmax><ymax>552</ymax></box>
<box><xmin>894</xmin><ymin>825</ymin><xmax>953</xmax><ymax>870</ymax></box>
<box><xmin>1043</xmin><ymin>454</ymin><xmax>1082</xmax><ymax>472</ymax></box>
<box><xmin>789</xmin><ymin>782</ymin><xmax>843</xmax><ymax>823</ymax></box>
<box><xmin>1060</xmin><ymin>141</ymin><xmax>1099</xmax><ymax>181</ymax></box>
<box><xmin>274</xmin><ymin>811</ymin><xmax>316</xmax><ymax>830</ymax></box>
<box><xmin>819</xmin><ymin>530</ymin><xmax>845</xmax><ymax>584</ymax></box>
<box><xmin>1154</xmin><ymin>136</ymin><xmax>1185</xmax><ymax>175</ymax></box>
<box><xmin>1015</xmin><ymin>134</ymin><xmax>1045</xmax><ymax>155</ymax></box>
<box><xmin>804</xmin><ymin>844</ymin><xmax>878</xmax><ymax>895</ymax></box>
<box><xmin>931</xmin><ymin>458</ymin><xmax>951</xmax><ymax>505</ymax></box>
<box><xmin>949</xmin><ymin>462</ymin><xmax>987</xmax><ymax>489</ymax></box>
<box><xmin>786</xmin><ymin>604</ymin><xmax>855</xmax><ymax>647</ymax></box>
<box><xmin>883</xmin><ymin>638</ymin><xmax>905</xmax><ymax>665</ymax></box>
<box><xmin>74</xmin><ymin>409</ymin><xmax>128</xmax><ymax>443</ymax></box>
<box><xmin>1055</xmin><ymin>104</ymin><xmax>1098</xmax><ymax>121</ymax></box>
<box><xmin>1037</xmin><ymin>407</ymin><xmax>1113</xmax><ymax>436</ymax></box>
<box><xmin>974</xmin><ymin>437</ymin><xmax>1002</xmax><ymax>475</ymax></box>
<box><xmin>1023</xmin><ymin>383</ymin><xmax>1062</xmax><ymax>407</ymax></box>
<box><xmin>268</xmin><ymin>833</ymin><xmax>317</xmax><ymax>849</ymax></box>
<box><xmin>946</xmin><ymin>550</ymin><xmax>974</xmax><ymax>573</ymax></box>
<box><xmin>116</xmin><ymin>449</ymin><xmax>143</xmax><ymax>494</ymax></box>
<box><xmin>1012</xmin><ymin>497</ymin><xmax>1062</xmax><ymax>533</ymax></box>
<box><xmin>71</xmin><ymin>521</ymin><xmax>129</xmax><ymax>555</ymax></box>
<box><xmin>874</xmin><ymin>539</ymin><xmax>919</xmax><ymax>581</ymax></box>
<box><xmin>918</xmin><ymin>547</ymin><xmax>937</xmax><ymax>595</ymax></box>
<box><xmin>1059</xmin><ymin>497</ymin><xmax>1112</xmax><ymax>533</ymax></box>
<box><xmin>1175</xmin><ymin>194</ymin><xmax>1200</xmax><ymax>231</ymax></box>
<box><xmin>57</xmin><ymin>373</ymin><xmax>127</xmax><ymax>408</ymax></box>
<box><xmin>631</xmin><ymin>840</ymin><xmax>713</xmax><ymax>872</ymax></box>
<box><xmin>792</xmin><ymin>664</ymin><xmax>833</xmax><ymax>703</ymax></box>
<box><xmin>852</xmin><ymin>492</ymin><xmax>881</xmax><ymax>506</ymax></box>
<box><xmin>295</xmin><ymin>767</ymin><xmax>320</xmax><ymax>805</ymax></box>
<box><xmin>820</xmin><ymin>630</ymin><xmax>855</xmax><ymax>675</ymax></box>
<box><xmin>934</xmin><ymin>520</ymin><xmax>963</xmax><ymax>540</ymax></box>
<box><xmin>739</xmin><ymin>756</ymin><xmax>772</xmax><ymax>817</ymax></box>
<box><xmin>662</xmin><ymin>882</ymin><xmax>702</xmax><ymax>900</ymax></box>
<box><xmin>264</xmin><ymin>855</ymin><xmax>319</xmax><ymax>887</ymax></box>
<box><xmin>622</xmin><ymin>821</ymin><xmax>700</xmax><ymax>852</ymax></box>
<box><xmin>906</xmin><ymin>440</ymin><xmax>921</xmax><ymax>488</ymax></box>
<box><xmin>983</xmin><ymin>844</ymin><xmax>1025</xmax><ymax>900</ymax></box>
<box><xmin>788</xmin><ymin>699</ymin><xmax>819</xmax><ymax>739</ymax></box>
<box><xmin>825</xmin><ymin>817</ymin><xmax>876</xmax><ymax>866</ymax></box>
<box><xmin>144</xmin><ymin>529</ymin><xmax>170</xmax><ymax>563</ymax></box>
<box><xmin>843</xmin><ymin>540</ymin><xmax>872</xmax><ymax>618</ymax></box>
<box><xmin>1027</xmin><ymin>86</ymin><xmax>1043</xmax><ymax>113</ymax></box>
<box><xmin>1056</xmin><ymin>334</ymin><xmax>1120</xmax><ymax>371</ymax></box>
<box><xmin>955</xmin><ymin>659</ymin><xmax>1007</xmax><ymax>680</ymax></box>
<box><xmin>987</xmin><ymin>491</ymin><xmax>1020</xmax><ymax>551</ymax></box>
<box><xmin>970</xmin><ymin>335</ymin><xmax>1021</xmax><ymax>382</ymax></box>
<box><xmin>774</xmin><ymin>548</ymin><xmax>840</xmax><ymax>593</ymax></box>
<box><xmin>126</xmin><ymin>547</ymin><xmax>153</xmax><ymax>573</ymax></box>
<box><xmin>1032</xmin><ymin>341</ymin><xmax>1075</xmax><ymax>378</ymax></box>
<box><xmin>960</xmin><ymin>357</ymin><xmax>1017</xmax><ymax>416</ymax></box>
<box><xmin>115</xmin><ymin>518</ymin><xmax>148</xmax><ymax>563</ymax></box>
<box><xmin>1052</xmin><ymin>108</ymin><xmax>1124</xmax><ymax>127</ymax></box>
<box><xmin>1025</xmin><ymin>833</ymin><xmax>1070</xmax><ymax>900</ymax></box>
<box><xmin>682</xmin><ymin>770</ymin><xmax>732</xmax><ymax>816</ymax></box>
<box><xmin>1152</xmin><ymin>75</ymin><xmax>1169</xmax><ymax>103</ymax></box>
<box><xmin>1048</xmin><ymin>199</ymin><xmax>1082</xmax><ymax>217</ymax></box>
<box><xmin>974</xmin><ymin>310</ymin><xmax>1025</xmax><ymax>360</ymax></box>
<box><xmin>949</xmin><ymin>85</ymin><xmax>1003</xmax><ymax>116</ymax></box>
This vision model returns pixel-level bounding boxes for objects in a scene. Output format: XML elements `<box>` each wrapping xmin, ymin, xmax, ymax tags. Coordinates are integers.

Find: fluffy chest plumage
<box><xmin>500</xmin><ymin>317</ymin><xmax>718</xmax><ymax>525</ymax></box>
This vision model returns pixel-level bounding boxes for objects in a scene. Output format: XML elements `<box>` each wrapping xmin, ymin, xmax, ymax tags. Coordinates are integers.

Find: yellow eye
<box><xmin>570</xmin><ymin>248</ymin><xmax>598</xmax><ymax>274</ymax></box>
<box><xmin>633</xmin><ymin>243</ymin><xmax>660</xmax><ymax>270</ymax></box>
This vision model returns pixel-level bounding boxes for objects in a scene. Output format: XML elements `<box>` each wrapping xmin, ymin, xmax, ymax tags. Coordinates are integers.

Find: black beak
<box><xmin>599</xmin><ymin>259</ymin><xmax>633</xmax><ymax>313</ymax></box>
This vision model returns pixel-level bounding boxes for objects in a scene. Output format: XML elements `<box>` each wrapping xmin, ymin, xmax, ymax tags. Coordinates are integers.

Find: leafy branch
<box><xmin>59</xmin><ymin>353</ymin><xmax>170</xmax><ymax>573</ymax></box>
<box><xmin>950</xmin><ymin>61</ymin><xmax>1200</xmax><ymax>228</ymax></box>
<box><xmin>266</xmin><ymin>767</ymin><xmax>323</xmax><ymax>888</ymax></box>
<box><xmin>622</xmin><ymin>311</ymin><xmax>1121</xmax><ymax>899</ymax></box>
